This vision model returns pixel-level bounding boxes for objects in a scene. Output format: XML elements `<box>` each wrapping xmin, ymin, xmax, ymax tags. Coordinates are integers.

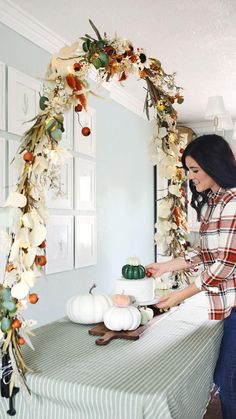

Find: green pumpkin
<box><xmin>122</xmin><ymin>264</ymin><xmax>146</xmax><ymax>280</ymax></box>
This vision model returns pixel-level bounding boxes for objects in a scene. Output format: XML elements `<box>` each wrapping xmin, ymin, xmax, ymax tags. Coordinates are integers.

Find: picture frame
<box><xmin>0</xmin><ymin>61</ymin><xmax>6</xmax><ymax>131</ymax></box>
<box><xmin>47</xmin><ymin>156</ymin><xmax>73</xmax><ymax>209</ymax></box>
<box><xmin>8</xmin><ymin>139</ymin><xmax>23</xmax><ymax>193</ymax></box>
<box><xmin>74</xmin><ymin>106</ymin><xmax>96</xmax><ymax>157</ymax></box>
<box><xmin>177</xmin><ymin>126</ymin><xmax>196</xmax><ymax>144</ymax></box>
<box><xmin>0</xmin><ymin>138</ymin><xmax>6</xmax><ymax>206</ymax></box>
<box><xmin>8</xmin><ymin>67</ymin><xmax>41</xmax><ymax>136</ymax></box>
<box><xmin>46</xmin><ymin>215</ymin><xmax>74</xmax><ymax>274</ymax></box>
<box><xmin>75</xmin><ymin>157</ymin><xmax>96</xmax><ymax>211</ymax></box>
<box><xmin>75</xmin><ymin>215</ymin><xmax>97</xmax><ymax>268</ymax></box>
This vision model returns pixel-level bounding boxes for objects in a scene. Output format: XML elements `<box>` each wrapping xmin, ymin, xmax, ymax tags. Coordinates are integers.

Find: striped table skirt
<box><xmin>0</xmin><ymin>294</ymin><xmax>223</xmax><ymax>419</ymax></box>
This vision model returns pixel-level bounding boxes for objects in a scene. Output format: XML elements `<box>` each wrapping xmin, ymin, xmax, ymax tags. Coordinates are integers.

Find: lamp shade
<box><xmin>218</xmin><ymin>111</ymin><xmax>234</xmax><ymax>131</ymax></box>
<box><xmin>205</xmin><ymin>96</ymin><xmax>226</xmax><ymax>120</ymax></box>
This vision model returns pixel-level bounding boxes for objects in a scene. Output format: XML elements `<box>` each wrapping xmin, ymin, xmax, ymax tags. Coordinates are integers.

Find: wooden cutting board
<box><xmin>89</xmin><ymin>306</ymin><xmax>168</xmax><ymax>345</ymax></box>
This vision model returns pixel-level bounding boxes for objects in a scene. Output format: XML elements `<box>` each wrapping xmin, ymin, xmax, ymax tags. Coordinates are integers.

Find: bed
<box><xmin>0</xmin><ymin>293</ymin><xmax>223</xmax><ymax>419</ymax></box>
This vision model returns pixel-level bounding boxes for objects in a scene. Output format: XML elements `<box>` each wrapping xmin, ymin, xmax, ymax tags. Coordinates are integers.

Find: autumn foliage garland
<box><xmin>0</xmin><ymin>20</ymin><xmax>189</xmax><ymax>405</ymax></box>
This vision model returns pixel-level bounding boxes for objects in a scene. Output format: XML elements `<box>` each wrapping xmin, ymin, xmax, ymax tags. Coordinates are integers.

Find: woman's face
<box><xmin>185</xmin><ymin>156</ymin><xmax>220</xmax><ymax>193</ymax></box>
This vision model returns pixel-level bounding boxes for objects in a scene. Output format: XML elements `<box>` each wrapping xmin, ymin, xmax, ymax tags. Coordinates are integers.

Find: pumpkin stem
<box><xmin>89</xmin><ymin>283</ymin><xmax>97</xmax><ymax>294</ymax></box>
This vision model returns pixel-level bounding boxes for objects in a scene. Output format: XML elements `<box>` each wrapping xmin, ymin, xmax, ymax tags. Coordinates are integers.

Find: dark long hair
<box><xmin>181</xmin><ymin>134</ymin><xmax>236</xmax><ymax>221</ymax></box>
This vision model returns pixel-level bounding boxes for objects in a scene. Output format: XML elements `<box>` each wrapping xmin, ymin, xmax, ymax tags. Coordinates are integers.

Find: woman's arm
<box><xmin>146</xmin><ymin>257</ymin><xmax>195</xmax><ymax>277</ymax></box>
<box><xmin>156</xmin><ymin>283</ymin><xmax>201</xmax><ymax>309</ymax></box>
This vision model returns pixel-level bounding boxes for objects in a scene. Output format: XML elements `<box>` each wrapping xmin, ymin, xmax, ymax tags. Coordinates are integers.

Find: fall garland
<box><xmin>0</xmin><ymin>20</ymin><xmax>189</xmax><ymax>409</ymax></box>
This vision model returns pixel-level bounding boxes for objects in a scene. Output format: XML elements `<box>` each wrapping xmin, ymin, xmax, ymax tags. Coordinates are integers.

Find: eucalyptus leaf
<box><xmin>2</xmin><ymin>288</ymin><xmax>12</xmax><ymax>301</ymax></box>
<box><xmin>3</xmin><ymin>300</ymin><xmax>16</xmax><ymax>312</ymax></box>
<box><xmin>39</xmin><ymin>96</ymin><xmax>49</xmax><ymax>111</ymax></box>
<box><xmin>50</xmin><ymin>128</ymin><xmax>62</xmax><ymax>141</ymax></box>
<box><xmin>1</xmin><ymin>317</ymin><xmax>11</xmax><ymax>333</ymax></box>
<box><xmin>45</xmin><ymin>118</ymin><xmax>56</xmax><ymax>132</ymax></box>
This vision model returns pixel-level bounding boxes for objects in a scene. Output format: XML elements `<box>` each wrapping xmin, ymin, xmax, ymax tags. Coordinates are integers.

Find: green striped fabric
<box><xmin>0</xmin><ymin>302</ymin><xmax>223</xmax><ymax>419</ymax></box>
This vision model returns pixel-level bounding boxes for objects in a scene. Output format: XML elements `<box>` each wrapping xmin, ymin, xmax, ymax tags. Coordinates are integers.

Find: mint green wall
<box><xmin>0</xmin><ymin>23</ymin><xmax>154</xmax><ymax>326</ymax></box>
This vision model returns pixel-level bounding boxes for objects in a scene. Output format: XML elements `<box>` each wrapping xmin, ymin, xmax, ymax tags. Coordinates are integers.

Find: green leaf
<box><xmin>89</xmin><ymin>19</ymin><xmax>102</xmax><ymax>40</ymax></box>
<box><xmin>82</xmin><ymin>39</ymin><xmax>91</xmax><ymax>52</ymax></box>
<box><xmin>3</xmin><ymin>300</ymin><xmax>16</xmax><ymax>312</ymax></box>
<box><xmin>2</xmin><ymin>288</ymin><xmax>11</xmax><ymax>301</ymax></box>
<box><xmin>45</xmin><ymin>118</ymin><xmax>56</xmax><ymax>132</ymax></box>
<box><xmin>97</xmin><ymin>40</ymin><xmax>106</xmax><ymax>51</ymax></box>
<box><xmin>1</xmin><ymin>317</ymin><xmax>12</xmax><ymax>333</ymax></box>
<box><xmin>39</xmin><ymin>96</ymin><xmax>49</xmax><ymax>111</ymax></box>
<box><xmin>99</xmin><ymin>52</ymin><xmax>109</xmax><ymax>67</ymax></box>
<box><xmin>50</xmin><ymin>128</ymin><xmax>62</xmax><ymax>141</ymax></box>
<box><xmin>91</xmin><ymin>57</ymin><xmax>102</xmax><ymax>69</ymax></box>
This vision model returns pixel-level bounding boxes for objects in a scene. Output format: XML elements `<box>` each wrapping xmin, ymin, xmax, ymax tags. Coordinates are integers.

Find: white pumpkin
<box><xmin>139</xmin><ymin>307</ymin><xmax>154</xmax><ymax>325</ymax></box>
<box><xmin>66</xmin><ymin>284</ymin><xmax>113</xmax><ymax>324</ymax></box>
<box><xmin>103</xmin><ymin>306</ymin><xmax>141</xmax><ymax>331</ymax></box>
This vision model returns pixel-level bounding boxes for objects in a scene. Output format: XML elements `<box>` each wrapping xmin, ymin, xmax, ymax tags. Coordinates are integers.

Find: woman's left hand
<box><xmin>156</xmin><ymin>290</ymin><xmax>184</xmax><ymax>310</ymax></box>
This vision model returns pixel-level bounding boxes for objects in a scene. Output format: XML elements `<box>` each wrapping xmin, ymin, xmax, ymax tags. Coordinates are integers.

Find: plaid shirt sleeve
<box><xmin>200</xmin><ymin>196</ymin><xmax>236</xmax><ymax>289</ymax></box>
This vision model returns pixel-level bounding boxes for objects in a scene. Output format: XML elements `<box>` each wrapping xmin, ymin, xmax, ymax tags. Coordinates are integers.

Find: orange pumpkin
<box><xmin>112</xmin><ymin>294</ymin><xmax>131</xmax><ymax>308</ymax></box>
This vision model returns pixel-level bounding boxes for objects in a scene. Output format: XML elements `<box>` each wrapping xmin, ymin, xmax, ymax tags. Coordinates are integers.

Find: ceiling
<box><xmin>9</xmin><ymin>0</ymin><xmax>236</xmax><ymax>123</ymax></box>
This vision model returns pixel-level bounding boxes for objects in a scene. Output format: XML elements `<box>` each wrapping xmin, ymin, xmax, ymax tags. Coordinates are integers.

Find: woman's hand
<box><xmin>156</xmin><ymin>290</ymin><xmax>184</xmax><ymax>310</ymax></box>
<box><xmin>145</xmin><ymin>263</ymin><xmax>168</xmax><ymax>278</ymax></box>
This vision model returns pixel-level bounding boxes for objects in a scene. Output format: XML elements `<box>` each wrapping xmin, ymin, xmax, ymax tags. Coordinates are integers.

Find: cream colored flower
<box><xmin>169</xmin><ymin>184</ymin><xmax>181</xmax><ymax>197</ymax></box>
<box><xmin>11</xmin><ymin>281</ymin><xmax>29</xmax><ymax>299</ymax></box>
<box><xmin>4</xmin><ymin>192</ymin><xmax>27</xmax><ymax>208</ymax></box>
<box><xmin>49</xmin><ymin>146</ymin><xmax>71</xmax><ymax>166</ymax></box>
<box><xmin>21</xmin><ymin>270</ymin><xmax>36</xmax><ymax>288</ymax></box>
<box><xmin>158</xmin><ymin>198</ymin><xmax>173</xmax><ymax>218</ymax></box>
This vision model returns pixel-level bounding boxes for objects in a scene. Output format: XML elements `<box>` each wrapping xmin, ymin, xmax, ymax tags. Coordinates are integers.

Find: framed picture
<box><xmin>8</xmin><ymin>67</ymin><xmax>41</xmax><ymax>136</ymax></box>
<box><xmin>8</xmin><ymin>139</ymin><xmax>23</xmax><ymax>193</ymax></box>
<box><xmin>47</xmin><ymin>156</ymin><xmax>73</xmax><ymax>209</ymax></box>
<box><xmin>0</xmin><ymin>61</ymin><xmax>6</xmax><ymax>131</ymax></box>
<box><xmin>177</xmin><ymin>126</ymin><xmax>196</xmax><ymax>144</ymax></box>
<box><xmin>75</xmin><ymin>157</ymin><xmax>96</xmax><ymax>211</ymax></box>
<box><xmin>75</xmin><ymin>215</ymin><xmax>97</xmax><ymax>268</ymax></box>
<box><xmin>46</xmin><ymin>215</ymin><xmax>74</xmax><ymax>274</ymax></box>
<box><xmin>74</xmin><ymin>106</ymin><xmax>96</xmax><ymax>157</ymax></box>
<box><xmin>61</xmin><ymin>109</ymin><xmax>73</xmax><ymax>150</ymax></box>
<box><xmin>0</xmin><ymin>138</ymin><xmax>6</xmax><ymax>206</ymax></box>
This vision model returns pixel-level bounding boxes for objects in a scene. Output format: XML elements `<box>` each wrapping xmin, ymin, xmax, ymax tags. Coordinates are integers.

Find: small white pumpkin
<box><xmin>103</xmin><ymin>305</ymin><xmax>141</xmax><ymax>331</ymax></box>
<box><xmin>139</xmin><ymin>307</ymin><xmax>154</xmax><ymax>325</ymax></box>
<box><xmin>66</xmin><ymin>284</ymin><xmax>113</xmax><ymax>324</ymax></box>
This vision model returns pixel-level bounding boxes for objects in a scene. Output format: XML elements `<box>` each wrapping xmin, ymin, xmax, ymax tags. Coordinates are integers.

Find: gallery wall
<box><xmin>0</xmin><ymin>22</ymin><xmax>154</xmax><ymax>326</ymax></box>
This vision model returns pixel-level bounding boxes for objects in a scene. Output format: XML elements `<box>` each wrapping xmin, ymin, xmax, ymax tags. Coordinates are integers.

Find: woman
<box><xmin>147</xmin><ymin>134</ymin><xmax>236</xmax><ymax>419</ymax></box>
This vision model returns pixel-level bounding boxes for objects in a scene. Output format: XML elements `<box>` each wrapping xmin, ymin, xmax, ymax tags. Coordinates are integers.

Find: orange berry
<box><xmin>73</xmin><ymin>63</ymin><xmax>81</xmax><ymax>71</ymax></box>
<box><xmin>23</xmin><ymin>151</ymin><xmax>34</xmax><ymax>162</ymax></box>
<box><xmin>35</xmin><ymin>255</ymin><xmax>47</xmax><ymax>266</ymax></box>
<box><xmin>11</xmin><ymin>319</ymin><xmax>22</xmax><ymax>329</ymax></box>
<box><xmin>28</xmin><ymin>293</ymin><xmax>39</xmax><ymax>304</ymax></box>
<box><xmin>81</xmin><ymin>127</ymin><xmax>91</xmax><ymax>136</ymax></box>
<box><xmin>17</xmin><ymin>337</ymin><xmax>25</xmax><ymax>345</ymax></box>
<box><xmin>75</xmin><ymin>104</ymin><xmax>83</xmax><ymax>112</ymax></box>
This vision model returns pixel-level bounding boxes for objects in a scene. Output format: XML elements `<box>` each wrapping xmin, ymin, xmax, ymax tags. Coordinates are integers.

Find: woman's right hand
<box><xmin>145</xmin><ymin>262</ymin><xmax>168</xmax><ymax>278</ymax></box>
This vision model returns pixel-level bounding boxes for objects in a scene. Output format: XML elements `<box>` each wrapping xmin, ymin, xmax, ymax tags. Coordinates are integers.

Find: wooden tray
<box><xmin>89</xmin><ymin>306</ymin><xmax>167</xmax><ymax>345</ymax></box>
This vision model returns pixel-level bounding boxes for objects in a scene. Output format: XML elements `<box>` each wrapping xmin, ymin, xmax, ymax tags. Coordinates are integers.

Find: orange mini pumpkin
<box><xmin>112</xmin><ymin>294</ymin><xmax>132</xmax><ymax>308</ymax></box>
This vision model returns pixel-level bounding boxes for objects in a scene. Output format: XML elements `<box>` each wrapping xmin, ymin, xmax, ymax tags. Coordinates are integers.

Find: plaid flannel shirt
<box><xmin>185</xmin><ymin>187</ymin><xmax>236</xmax><ymax>320</ymax></box>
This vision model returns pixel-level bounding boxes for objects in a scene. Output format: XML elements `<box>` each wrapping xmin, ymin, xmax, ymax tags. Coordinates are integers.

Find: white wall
<box><xmin>0</xmin><ymin>22</ymin><xmax>154</xmax><ymax>326</ymax></box>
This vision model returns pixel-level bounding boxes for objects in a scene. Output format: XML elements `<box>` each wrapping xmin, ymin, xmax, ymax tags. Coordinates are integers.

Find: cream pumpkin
<box><xmin>139</xmin><ymin>307</ymin><xmax>154</xmax><ymax>325</ymax></box>
<box><xmin>103</xmin><ymin>305</ymin><xmax>141</xmax><ymax>331</ymax></box>
<box><xmin>66</xmin><ymin>284</ymin><xmax>113</xmax><ymax>324</ymax></box>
